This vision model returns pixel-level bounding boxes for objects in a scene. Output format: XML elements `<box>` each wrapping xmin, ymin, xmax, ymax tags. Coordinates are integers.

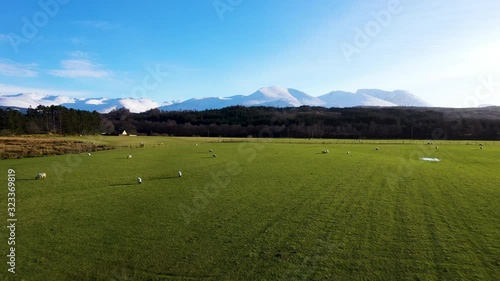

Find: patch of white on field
<box><xmin>420</xmin><ymin>157</ymin><xmax>441</xmax><ymax>162</ymax></box>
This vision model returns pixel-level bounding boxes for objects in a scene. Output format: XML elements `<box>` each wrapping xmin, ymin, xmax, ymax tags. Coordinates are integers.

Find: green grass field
<box><xmin>1</xmin><ymin>136</ymin><xmax>499</xmax><ymax>280</ymax></box>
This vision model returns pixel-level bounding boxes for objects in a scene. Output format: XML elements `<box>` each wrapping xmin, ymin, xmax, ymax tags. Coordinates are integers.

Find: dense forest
<box><xmin>103</xmin><ymin>106</ymin><xmax>500</xmax><ymax>140</ymax></box>
<box><xmin>1</xmin><ymin>105</ymin><xmax>500</xmax><ymax>140</ymax></box>
<box><xmin>0</xmin><ymin>105</ymin><xmax>101</xmax><ymax>135</ymax></box>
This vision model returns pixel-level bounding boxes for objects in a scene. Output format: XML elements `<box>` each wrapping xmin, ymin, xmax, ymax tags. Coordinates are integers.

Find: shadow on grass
<box><xmin>109</xmin><ymin>176</ymin><xmax>179</xmax><ymax>186</ymax></box>
<box><xmin>149</xmin><ymin>176</ymin><xmax>179</xmax><ymax>180</ymax></box>
<box><xmin>16</xmin><ymin>178</ymin><xmax>38</xmax><ymax>181</ymax></box>
<box><xmin>109</xmin><ymin>183</ymin><xmax>136</xmax><ymax>187</ymax></box>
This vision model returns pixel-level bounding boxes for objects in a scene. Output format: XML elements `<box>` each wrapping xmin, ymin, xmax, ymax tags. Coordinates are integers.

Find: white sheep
<box><xmin>480</xmin><ymin>146</ymin><xmax>483</xmax><ymax>150</ymax></box>
<box><xmin>88</xmin><ymin>153</ymin><xmax>91</xmax><ymax>156</ymax></box>
<box><xmin>213</xmin><ymin>154</ymin><xmax>217</xmax><ymax>157</ymax></box>
<box><xmin>435</xmin><ymin>146</ymin><xmax>439</xmax><ymax>149</ymax></box>
<box><xmin>347</xmin><ymin>151</ymin><xmax>350</xmax><ymax>154</ymax></box>
<box><xmin>322</xmin><ymin>150</ymin><xmax>328</xmax><ymax>154</ymax></box>
<box><xmin>35</xmin><ymin>173</ymin><xmax>46</xmax><ymax>180</ymax></box>
<box><xmin>178</xmin><ymin>171</ymin><xmax>182</xmax><ymax>177</ymax></box>
<box><xmin>375</xmin><ymin>147</ymin><xmax>379</xmax><ymax>151</ymax></box>
<box><xmin>209</xmin><ymin>149</ymin><xmax>213</xmax><ymax>152</ymax></box>
<box><xmin>137</xmin><ymin>177</ymin><xmax>142</xmax><ymax>184</ymax></box>
<box><xmin>127</xmin><ymin>155</ymin><xmax>132</xmax><ymax>159</ymax></box>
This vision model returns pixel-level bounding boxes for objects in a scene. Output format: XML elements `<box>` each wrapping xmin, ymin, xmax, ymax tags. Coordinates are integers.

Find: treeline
<box><xmin>103</xmin><ymin>106</ymin><xmax>500</xmax><ymax>140</ymax></box>
<box><xmin>0</xmin><ymin>105</ymin><xmax>101</xmax><ymax>135</ymax></box>
<box><xmin>2</xmin><ymin>105</ymin><xmax>499</xmax><ymax>139</ymax></box>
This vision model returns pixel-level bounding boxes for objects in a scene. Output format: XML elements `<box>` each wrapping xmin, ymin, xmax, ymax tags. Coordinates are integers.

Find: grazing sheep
<box><xmin>178</xmin><ymin>171</ymin><xmax>182</xmax><ymax>177</ymax></box>
<box><xmin>88</xmin><ymin>153</ymin><xmax>91</xmax><ymax>156</ymax></box>
<box><xmin>479</xmin><ymin>143</ymin><xmax>483</xmax><ymax>146</ymax></box>
<box><xmin>375</xmin><ymin>147</ymin><xmax>379</xmax><ymax>150</ymax></box>
<box><xmin>435</xmin><ymin>146</ymin><xmax>439</xmax><ymax>149</ymax></box>
<box><xmin>322</xmin><ymin>150</ymin><xmax>328</xmax><ymax>154</ymax></box>
<box><xmin>213</xmin><ymin>154</ymin><xmax>217</xmax><ymax>157</ymax></box>
<box><xmin>209</xmin><ymin>149</ymin><xmax>213</xmax><ymax>152</ymax></box>
<box><xmin>480</xmin><ymin>146</ymin><xmax>483</xmax><ymax>150</ymax></box>
<box><xmin>347</xmin><ymin>151</ymin><xmax>350</xmax><ymax>154</ymax></box>
<box><xmin>35</xmin><ymin>173</ymin><xmax>46</xmax><ymax>180</ymax></box>
<box><xmin>137</xmin><ymin>177</ymin><xmax>142</xmax><ymax>184</ymax></box>
<box><xmin>127</xmin><ymin>155</ymin><xmax>132</xmax><ymax>159</ymax></box>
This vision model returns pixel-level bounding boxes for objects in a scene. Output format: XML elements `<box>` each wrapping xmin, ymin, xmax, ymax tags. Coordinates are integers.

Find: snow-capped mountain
<box><xmin>158</xmin><ymin>86</ymin><xmax>326</xmax><ymax>111</ymax></box>
<box><xmin>59</xmin><ymin>97</ymin><xmax>168</xmax><ymax>113</ymax></box>
<box><xmin>161</xmin><ymin>96</ymin><xmax>240</xmax><ymax>111</ymax></box>
<box><xmin>0</xmin><ymin>93</ymin><xmax>75</xmax><ymax>108</ymax></box>
<box><xmin>355</xmin><ymin>89</ymin><xmax>431</xmax><ymax>107</ymax></box>
<box><xmin>318</xmin><ymin>91</ymin><xmax>397</xmax><ymax>107</ymax></box>
<box><xmin>0</xmin><ymin>93</ymin><xmax>168</xmax><ymax>113</ymax></box>
<box><xmin>160</xmin><ymin>86</ymin><xmax>427</xmax><ymax>111</ymax></box>
<box><xmin>0</xmin><ymin>86</ymin><xmax>432</xmax><ymax>113</ymax></box>
<box><xmin>242</xmin><ymin>86</ymin><xmax>325</xmax><ymax>107</ymax></box>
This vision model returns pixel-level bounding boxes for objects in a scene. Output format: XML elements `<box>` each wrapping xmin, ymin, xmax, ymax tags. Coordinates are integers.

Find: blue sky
<box><xmin>1</xmin><ymin>0</ymin><xmax>499</xmax><ymax>107</ymax></box>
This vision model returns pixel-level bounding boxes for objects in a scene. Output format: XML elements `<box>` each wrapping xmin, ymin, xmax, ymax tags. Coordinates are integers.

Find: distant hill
<box><xmin>158</xmin><ymin>86</ymin><xmax>432</xmax><ymax>111</ymax></box>
<box><xmin>0</xmin><ymin>86</ymin><xmax>433</xmax><ymax>113</ymax></box>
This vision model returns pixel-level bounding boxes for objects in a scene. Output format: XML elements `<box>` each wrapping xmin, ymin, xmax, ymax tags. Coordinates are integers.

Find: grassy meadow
<box><xmin>0</xmin><ymin>136</ymin><xmax>499</xmax><ymax>280</ymax></box>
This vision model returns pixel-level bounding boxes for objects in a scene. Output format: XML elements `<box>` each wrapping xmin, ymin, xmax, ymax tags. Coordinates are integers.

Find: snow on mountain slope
<box><xmin>287</xmin><ymin>88</ymin><xmax>326</xmax><ymax>106</ymax></box>
<box><xmin>1</xmin><ymin>86</ymin><xmax>432</xmax><ymax>113</ymax></box>
<box><xmin>0</xmin><ymin>93</ymin><xmax>162</xmax><ymax>113</ymax></box>
<box><xmin>60</xmin><ymin>97</ymin><xmax>162</xmax><ymax>113</ymax></box>
<box><xmin>160</xmin><ymin>86</ymin><xmax>326</xmax><ymax>111</ymax></box>
<box><xmin>318</xmin><ymin>91</ymin><xmax>397</xmax><ymax>107</ymax></box>
<box><xmin>242</xmin><ymin>86</ymin><xmax>325</xmax><ymax>107</ymax></box>
<box><xmin>356</xmin><ymin>89</ymin><xmax>432</xmax><ymax>107</ymax></box>
<box><xmin>0</xmin><ymin>93</ymin><xmax>76</xmax><ymax>108</ymax></box>
<box><xmin>159</xmin><ymin>96</ymin><xmax>243</xmax><ymax>111</ymax></box>
<box><xmin>242</xmin><ymin>86</ymin><xmax>302</xmax><ymax>107</ymax></box>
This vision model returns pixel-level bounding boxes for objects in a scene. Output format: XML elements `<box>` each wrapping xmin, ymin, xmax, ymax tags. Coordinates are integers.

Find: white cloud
<box><xmin>0</xmin><ymin>60</ymin><xmax>38</xmax><ymax>77</ymax></box>
<box><xmin>70</xmin><ymin>37</ymin><xmax>88</xmax><ymax>45</ymax></box>
<box><xmin>48</xmin><ymin>59</ymin><xmax>111</xmax><ymax>78</ymax></box>
<box><xmin>74</xmin><ymin>20</ymin><xmax>120</xmax><ymax>30</ymax></box>
<box><xmin>69</xmin><ymin>50</ymin><xmax>90</xmax><ymax>58</ymax></box>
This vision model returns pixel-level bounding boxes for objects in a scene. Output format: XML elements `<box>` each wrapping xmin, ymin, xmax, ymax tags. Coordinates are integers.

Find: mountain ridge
<box><xmin>0</xmin><ymin>86</ymin><xmax>432</xmax><ymax>113</ymax></box>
